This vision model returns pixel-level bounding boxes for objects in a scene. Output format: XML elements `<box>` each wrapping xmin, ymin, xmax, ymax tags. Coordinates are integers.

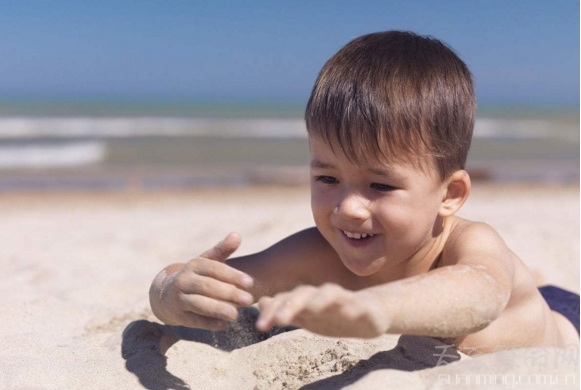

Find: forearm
<box><xmin>372</xmin><ymin>265</ymin><xmax>510</xmax><ymax>338</ymax></box>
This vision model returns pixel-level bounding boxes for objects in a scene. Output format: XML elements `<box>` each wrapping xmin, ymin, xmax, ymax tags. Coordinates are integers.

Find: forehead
<box><xmin>309</xmin><ymin>136</ymin><xmax>383</xmax><ymax>166</ymax></box>
<box><xmin>309</xmin><ymin>135</ymin><xmax>409</xmax><ymax>167</ymax></box>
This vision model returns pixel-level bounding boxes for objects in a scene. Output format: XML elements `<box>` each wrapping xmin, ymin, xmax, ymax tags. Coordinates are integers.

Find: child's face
<box><xmin>309</xmin><ymin>136</ymin><xmax>448</xmax><ymax>277</ymax></box>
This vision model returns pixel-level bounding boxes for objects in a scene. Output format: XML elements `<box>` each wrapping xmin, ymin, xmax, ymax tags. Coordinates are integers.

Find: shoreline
<box><xmin>0</xmin><ymin>164</ymin><xmax>578</xmax><ymax>193</ymax></box>
<box><xmin>1</xmin><ymin>180</ymin><xmax>579</xmax><ymax>203</ymax></box>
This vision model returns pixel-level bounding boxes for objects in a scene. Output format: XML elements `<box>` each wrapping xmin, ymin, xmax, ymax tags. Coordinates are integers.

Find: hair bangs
<box><xmin>305</xmin><ymin>78</ymin><xmax>433</xmax><ymax>170</ymax></box>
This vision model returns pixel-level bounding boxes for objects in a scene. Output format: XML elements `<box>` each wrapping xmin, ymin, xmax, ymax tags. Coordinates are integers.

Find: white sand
<box><xmin>0</xmin><ymin>183</ymin><xmax>578</xmax><ymax>389</ymax></box>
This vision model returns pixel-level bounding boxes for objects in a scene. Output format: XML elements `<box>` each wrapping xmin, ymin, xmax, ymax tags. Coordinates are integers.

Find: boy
<box><xmin>149</xmin><ymin>31</ymin><xmax>579</xmax><ymax>354</ymax></box>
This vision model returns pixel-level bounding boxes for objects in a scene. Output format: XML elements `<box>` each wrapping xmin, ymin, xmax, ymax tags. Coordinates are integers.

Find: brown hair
<box><xmin>305</xmin><ymin>30</ymin><xmax>476</xmax><ymax>180</ymax></box>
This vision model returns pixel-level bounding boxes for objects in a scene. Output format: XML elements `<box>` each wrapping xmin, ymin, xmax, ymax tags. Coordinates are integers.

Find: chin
<box><xmin>341</xmin><ymin>257</ymin><xmax>383</xmax><ymax>277</ymax></box>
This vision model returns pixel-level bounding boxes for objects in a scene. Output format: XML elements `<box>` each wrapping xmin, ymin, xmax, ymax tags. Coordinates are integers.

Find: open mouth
<box><xmin>342</xmin><ymin>230</ymin><xmax>375</xmax><ymax>240</ymax></box>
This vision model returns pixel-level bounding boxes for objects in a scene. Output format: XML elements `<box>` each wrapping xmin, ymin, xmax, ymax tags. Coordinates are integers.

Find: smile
<box><xmin>342</xmin><ymin>231</ymin><xmax>375</xmax><ymax>240</ymax></box>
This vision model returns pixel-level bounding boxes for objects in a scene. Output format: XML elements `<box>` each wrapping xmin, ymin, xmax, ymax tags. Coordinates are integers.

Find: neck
<box><xmin>410</xmin><ymin>215</ymin><xmax>455</xmax><ymax>273</ymax></box>
<box><xmin>368</xmin><ymin>216</ymin><xmax>454</xmax><ymax>286</ymax></box>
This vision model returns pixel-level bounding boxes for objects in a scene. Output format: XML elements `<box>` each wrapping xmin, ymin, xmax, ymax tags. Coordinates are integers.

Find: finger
<box><xmin>256</xmin><ymin>286</ymin><xmax>316</xmax><ymax>330</ymax></box>
<box><xmin>339</xmin><ymin>301</ymin><xmax>366</xmax><ymax>321</ymax></box>
<box><xmin>257</xmin><ymin>296</ymin><xmax>273</xmax><ymax>311</ymax></box>
<box><xmin>256</xmin><ymin>296</ymin><xmax>280</xmax><ymax>331</ymax></box>
<box><xmin>256</xmin><ymin>296</ymin><xmax>277</xmax><ymax>331</ymax></box>
<box><xmin>274</xmin><ymin>286</ymin><xmax>336</xmax><ymax>326</ymax></box>
<box><xmin>199</xmin><ymin>232</ymin><xmax>241</xmax><ymax>262</ymax></box>
<box><xmin>178</xmin><ymin>273</ymin><xmax>253</xmax><ymax>307</ymax></box>
<box><xmin>187</xmin><ymin>257</ymin><xmax>253</xmax><ymax>290</ymax></box>
<box><xmin>180</xmin><ymin>293</ymin><xmax>240</xmax><ymax>322</ymax></box>
<box><xmin>272</xmin><ymin>290</ymin><xmax>314</xmax><ymax>324</ymax></box>
<box><xmin>303</xmin><ymin>283</ymin><xmax>345</xmax><ymax>312</ymax></box>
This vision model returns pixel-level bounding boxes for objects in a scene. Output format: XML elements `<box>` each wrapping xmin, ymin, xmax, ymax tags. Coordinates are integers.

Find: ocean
<box><xmin>0</xmin><ymin>101</ymin><xmax>578</xmax><ymax>191</ymax></box>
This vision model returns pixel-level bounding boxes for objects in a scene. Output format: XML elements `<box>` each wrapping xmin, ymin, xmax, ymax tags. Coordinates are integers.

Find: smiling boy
<box><xmin>149</xmin><ymin>31</ymin><xmax>579</xmax><ymax>354</ymax></box>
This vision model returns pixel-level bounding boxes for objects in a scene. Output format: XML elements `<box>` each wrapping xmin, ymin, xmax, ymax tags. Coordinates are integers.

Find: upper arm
<box><xmin>227</xmin><ymin>227</ymin><xmax>342</xmax><ymax>298</ymax></box>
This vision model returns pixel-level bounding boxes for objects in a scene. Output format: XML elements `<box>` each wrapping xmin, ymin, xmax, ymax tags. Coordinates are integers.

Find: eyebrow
<box><xmin>367</xmin><ymin>167</ymin><xmax>395</xmax><ymax>178</ymax></box>
<box><xmin>310</xmin><ymin>159</ymin><xmax>399</xmax><ymax>179</ymax></box>
<box><xmin>310</xmin><ymin>159</ymin><xmax>333</xmax><ymax>169</ymax></box>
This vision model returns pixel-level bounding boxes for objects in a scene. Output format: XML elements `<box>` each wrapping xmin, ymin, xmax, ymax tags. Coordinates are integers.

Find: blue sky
<box><xmin>0</xmin><ymin>1</ymin><xmax>578</xmax><ymax>107</ymax></box>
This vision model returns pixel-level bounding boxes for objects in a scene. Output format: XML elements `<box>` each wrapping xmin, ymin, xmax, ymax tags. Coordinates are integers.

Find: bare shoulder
<box><xmin>447</xmin><ymin>218</ymin><xmax>505</xmax><ymax>247</ymax></box>
<box><xmin>442</xmin><ymin>217</ymin><xmax>518</xmax><ymax>292</ymax></box>
<box><xmin>445</xmin><ymin>218</ymin><xmax>541</xmax><ymax>291</ymax></box>
<box><xmin>444</xmin><ymin>218</ymin><xmax>514</xmax><ymax>265</ymax></box>
<box><xmin>443</xmin><ymin>217</ymin><xmax>537</xmax><ymax>308</ymax></box>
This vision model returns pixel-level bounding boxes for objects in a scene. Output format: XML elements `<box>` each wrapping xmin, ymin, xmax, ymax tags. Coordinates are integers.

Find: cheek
<box><xmin>405</xmin><ymin>202</ymin><xmax>441</xmax><ymax>242</ymax></box>
<box><xmin>310</xmin><ymin>186</ymin><xmax>332</xmax><ymax>217</ymax></box>
<box><xmin>376</xmin><ymin>201</ymin><xmax>434</xmax><ymax>239</ymax></box>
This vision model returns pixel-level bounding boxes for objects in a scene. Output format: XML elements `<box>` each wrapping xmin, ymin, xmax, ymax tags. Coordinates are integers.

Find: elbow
<box><xmin>462</xmin><ymin>266</ymin><xmax>511</xmax><ymax>333</ymax></box>
<box><xmin>464</xmin><ymin>307</ymin><xmax>499</xmax><ymax>334</ymax></box>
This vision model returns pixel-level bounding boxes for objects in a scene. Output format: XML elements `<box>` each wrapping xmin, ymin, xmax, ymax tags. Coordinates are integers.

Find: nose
<box><xmin>334</xmin><ymin>191</ymin><xmax>370</xmax><ymax>220</ymax></box>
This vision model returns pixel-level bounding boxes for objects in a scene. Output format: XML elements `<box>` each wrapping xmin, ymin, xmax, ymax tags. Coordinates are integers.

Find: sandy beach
<box><xmin>0</xmin><ymin>182</ymin><xmax>578</xmax><ymax>389</ymax></box>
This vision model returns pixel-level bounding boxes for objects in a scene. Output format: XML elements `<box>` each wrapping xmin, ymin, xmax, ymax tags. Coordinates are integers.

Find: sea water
<box><xmin>0</xmin><ymin>101</ymin><xmax>578</xmax><ymax>191</ymax></box>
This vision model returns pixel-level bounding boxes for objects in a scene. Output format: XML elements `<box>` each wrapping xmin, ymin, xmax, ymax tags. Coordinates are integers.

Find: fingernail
<box><xmin>256</xmin><ymin>318</ymin><xmax>266</xmax><ymax>330</ymax></box>
<box><xmin>241</xmin><ymin>274</ymin><xmax>253</xmax><ymax>288</ymax></box>
<box><xmin>240</xmin><ymin>292</ymin><xmax>253</xmax><ymax>305</ymax></box>
<box><xmin>222</xmin><ymin>307</ymin><xmax>237</xmax><ymax>320</ymax></box>
<box><xmin>215</xmin><ymin>320</ymin><xmax>228</xmax><ymax>330</ymax></box>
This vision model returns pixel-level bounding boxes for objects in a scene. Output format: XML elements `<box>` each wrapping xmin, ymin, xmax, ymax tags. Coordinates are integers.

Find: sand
<box><xmin>0</xmin><ymin>183</ymin><xmax>578</xmax><ymax>389</ymax></box>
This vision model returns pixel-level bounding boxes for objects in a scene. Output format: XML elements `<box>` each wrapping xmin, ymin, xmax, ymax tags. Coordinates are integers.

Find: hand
<box><xmin>255</xmin><ymin>283</ymin><xmax>390</xmax><ymax>338</ymax></box>
<box><xmin>152</xmin><ymin>233</ymin><xmax>254</xmax><ymax>330</ymax></box>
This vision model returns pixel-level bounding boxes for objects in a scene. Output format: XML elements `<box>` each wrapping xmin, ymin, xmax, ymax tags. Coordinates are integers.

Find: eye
<box><xmin>371</xmin><ymin>182</ymin><xmax>396</xmax><ymax>192</ymax></box>
<box><xmin>315</xmin><ymin>175</ymin><xmax>338</xmax><ymax>185</ymax></box>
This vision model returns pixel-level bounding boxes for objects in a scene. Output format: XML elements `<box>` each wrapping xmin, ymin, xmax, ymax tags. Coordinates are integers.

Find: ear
<box><xmin>438</xmin><ymin>170</ymin><xmax>471</xmax><ymax>218</ymax></box>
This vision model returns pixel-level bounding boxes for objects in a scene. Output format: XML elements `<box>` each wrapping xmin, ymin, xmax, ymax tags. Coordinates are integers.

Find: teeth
<box><xmin>343</xmin><ymin>231</ymin><xmax>374</xmax><ymax>239</ymax></box>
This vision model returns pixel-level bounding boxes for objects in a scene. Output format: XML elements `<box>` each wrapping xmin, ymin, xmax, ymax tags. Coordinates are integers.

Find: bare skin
<box><xmin>149</xmin><ymin>137</ymin><xmax>579</xmax><ymax>355</ymax></box>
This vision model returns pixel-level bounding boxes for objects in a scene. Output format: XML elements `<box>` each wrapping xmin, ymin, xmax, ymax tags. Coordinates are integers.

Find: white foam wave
<box><xmin>0</xmin><ymin>117</ymin><xmax>308</xmax><ymax>139</ymax></box>
<box><xmin>0</xmin><ymin>117</ymin><xmax>576</xmax><ymax>141</ymax></box>
<box><xmin>474</xmin><ymin>118</ymin><xmax>577</xmax><ymax>140</ymax></box>
<box><xmin>0</xmin><ymin>141</ymin><xmax>106</xmax><ymax>169</ymax></box>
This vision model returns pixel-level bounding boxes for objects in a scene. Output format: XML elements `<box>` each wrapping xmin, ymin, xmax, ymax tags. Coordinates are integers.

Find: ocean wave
<box><xmin>0</xmin><ymin>118</ymin><xmax>308</xmax><ymax>139</ymax></box>
<box><xmin>474</xmin><ymin>118</ymin><xmax>577</xmax><ymax>140</ymax></box>
<box><xmin>0</xmin><ymin>141</ymin><xmax>106</xmax><ymax>169</ymax></box>
<box><xmin>0</xmin><ymin>117</ymin><xmax>576</xmax><ymax>142</ymax></box>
